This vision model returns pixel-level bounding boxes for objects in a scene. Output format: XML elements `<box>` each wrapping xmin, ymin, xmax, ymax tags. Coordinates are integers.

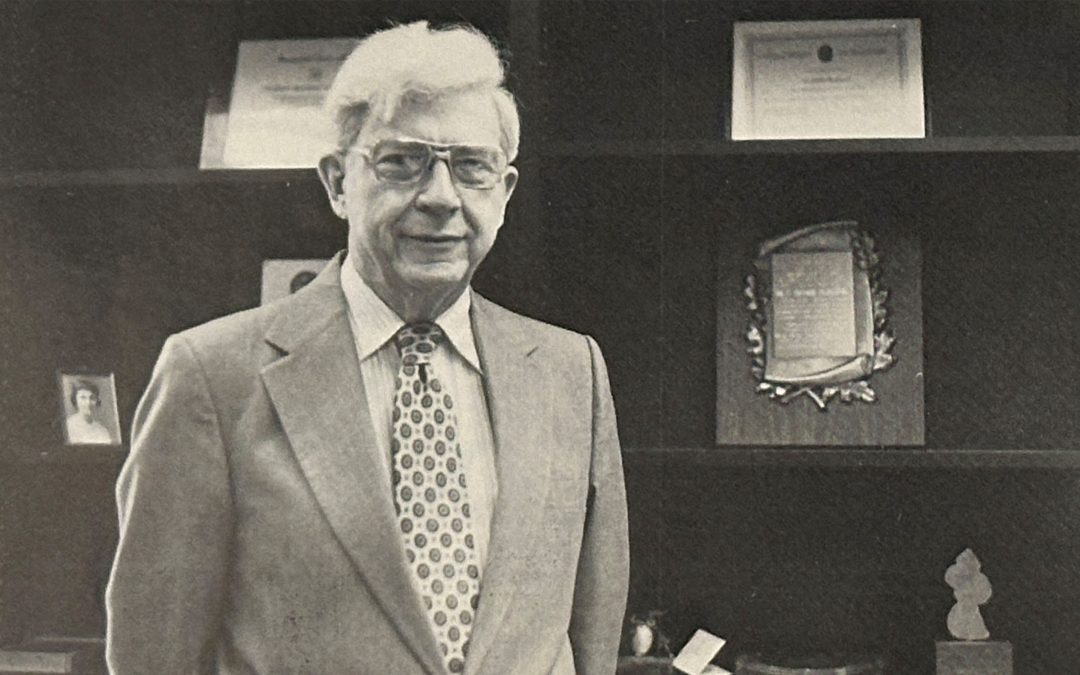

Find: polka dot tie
<box><xmin>391</xmin><ymin>323</ymin><xmax>481</xmax><ymax>674</ymax></box>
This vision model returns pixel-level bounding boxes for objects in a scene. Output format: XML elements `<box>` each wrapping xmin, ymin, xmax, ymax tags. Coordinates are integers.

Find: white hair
<box><xmin>324</xmin><ymin>21</ymin><xmax>520</xmax><ymax>161</ymax></box>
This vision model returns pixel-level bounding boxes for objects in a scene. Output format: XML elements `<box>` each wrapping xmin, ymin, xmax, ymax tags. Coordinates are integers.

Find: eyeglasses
<box><xmin>356</xmin><ymin>138</ymin><xmax>509</xmax><ymax>190</ymax></box>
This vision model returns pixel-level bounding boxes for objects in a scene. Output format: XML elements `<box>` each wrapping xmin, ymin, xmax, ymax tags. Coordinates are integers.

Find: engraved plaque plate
<box><xmin>769</xmin><ymin>251</ymin><xmax>858</xmax><ymax>362</ymax></box>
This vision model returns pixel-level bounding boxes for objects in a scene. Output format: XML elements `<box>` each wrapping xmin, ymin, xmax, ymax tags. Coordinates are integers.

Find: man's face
<box><xmin>335</xmin><ymin>90</ymin><xmax>517</xmax><ymax>310</ymax></box>
<box><xmin>75</xmin><ymin>389</ymin><xmax>96</xmax><ymax>418</ymax></box>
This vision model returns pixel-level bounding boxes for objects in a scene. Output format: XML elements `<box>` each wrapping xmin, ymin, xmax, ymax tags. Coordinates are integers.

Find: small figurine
<box><xmin>630</xmin><ymin>617</ymin><xmax>654</xmax><ymax>657</ymax></box>
<box><xmin>628</xmin><ymin>610</ymin><xmax>673</xmax><ymax>657</ymax></box>
<box><xmin>944</xmin><ymin>548</ymin><xmax>992</xmax><ymax>640</ymax></box>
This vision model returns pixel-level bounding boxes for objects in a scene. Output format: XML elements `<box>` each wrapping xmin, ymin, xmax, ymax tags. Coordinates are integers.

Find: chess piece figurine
<box><xmin>944</xmin><ymin>548</ymin><xmax>991</xmax><ymax>640</ymax></box>
<box><xmin>630</xmin><ymin>619</ymin><xmax>654</xmax><ymax>657</ymax></box>
<box><xmin>936</xmin><ymin>548</ymin><xmax>1012</xmax><ymax>675</ymax></box>
<box><xmin>628</xmin><ymin>610</ymin><xmax>672</xmax><ymax>658</ymax></box>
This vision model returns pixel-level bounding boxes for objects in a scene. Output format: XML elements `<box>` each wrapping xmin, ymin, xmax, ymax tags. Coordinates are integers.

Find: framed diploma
<box><xmin>216</xmin><ymin>38</ymin><xmax>358</xmax><ymax>169</ymax></box>
<box><xmin>731</xmin><ymin>19</ymin><xmax>925</xmax><ymax>140</ymax></box>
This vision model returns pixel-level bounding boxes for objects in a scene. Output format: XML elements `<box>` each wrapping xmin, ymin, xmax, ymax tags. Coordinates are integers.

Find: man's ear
<box><xmin>502</xmin><ymin>166</ymin><xmax>519</xmax><ymax>202</ymax></box>
<box><xmin>317</xmin><ymin>154</ymin><xmax>349</xmax><ymax>219</ymax></box>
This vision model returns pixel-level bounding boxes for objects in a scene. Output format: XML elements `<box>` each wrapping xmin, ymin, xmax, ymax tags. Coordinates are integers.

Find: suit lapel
<box><xmin>465</xmin><ymin>294</ymin><xmax>552</xmax><ymax>675</ymax></box>
<box><xmin>258</xmin><ymin>264</ymin><xmax>447</xmax><ymax>675</ymax></box>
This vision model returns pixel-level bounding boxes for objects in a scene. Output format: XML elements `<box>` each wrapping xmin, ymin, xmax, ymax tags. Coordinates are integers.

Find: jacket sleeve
<box><xmin>106</xmin><ymin>334</ymin><xmax>234</xmax><ymax>674</ymax></box>
<box><xmin>569</xmin><ymin>336</ymin><xmax>630</xmax><ymax>675</ymax></box>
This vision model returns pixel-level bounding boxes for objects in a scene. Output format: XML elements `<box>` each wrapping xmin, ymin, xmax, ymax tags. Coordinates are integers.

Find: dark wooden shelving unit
<box><xmin>4</xmin><ymin>1</ymin><xmax>1080</xmax><ymax>673</ymax></box>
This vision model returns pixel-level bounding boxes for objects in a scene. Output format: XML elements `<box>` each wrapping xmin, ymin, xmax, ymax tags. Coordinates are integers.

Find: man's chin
<box><xmin>399</xmin><ymin>262</ymin><xmax>471</xmax><ymax>293</ymax></box>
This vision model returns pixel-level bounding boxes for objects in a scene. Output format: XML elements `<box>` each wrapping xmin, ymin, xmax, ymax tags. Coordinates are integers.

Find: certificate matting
<box><xmin>731</xmin><ymin>19</ymin><xmax>925</xmax><ymax>140</ymax></box>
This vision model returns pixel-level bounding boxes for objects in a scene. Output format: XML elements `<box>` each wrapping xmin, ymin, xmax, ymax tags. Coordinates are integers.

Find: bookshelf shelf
<box><xmin>4</xmin><ymin>135</ymin><xmax>1079</xmax><ymax>188</ymax></box>
<box><xmin>548</xmin><ymin>136</ymin><xmax>1080</xmax><ymax>157</ymax></box>
<box><xmin>623</xmin><ymin>447</ymin><xmax>1080</xmax><ymax>469</ymax></box>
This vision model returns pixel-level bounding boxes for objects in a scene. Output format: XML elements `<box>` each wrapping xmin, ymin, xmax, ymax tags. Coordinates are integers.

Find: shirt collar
<box><xmin>339</xmin><ymin>256</ymin><xmax>482</xmax><ymax>372</ymax></box>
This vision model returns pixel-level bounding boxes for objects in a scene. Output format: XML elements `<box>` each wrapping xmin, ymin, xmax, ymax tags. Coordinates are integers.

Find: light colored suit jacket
<box><xmin>106</xmin><ymin>257</ymin><xmax>629</xmax><ymax>675</ymax></box>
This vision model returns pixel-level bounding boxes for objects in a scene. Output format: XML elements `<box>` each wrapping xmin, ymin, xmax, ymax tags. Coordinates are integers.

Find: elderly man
<box><xmin>106</xmin><ymin>21</ymin><xmax>628</xmax><ymax>675</ymax></box>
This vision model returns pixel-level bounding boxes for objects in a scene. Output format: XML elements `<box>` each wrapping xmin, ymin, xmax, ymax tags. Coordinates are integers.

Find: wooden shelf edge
<box><xmin>0</xmin><ymin>167</ymin><xmax>319</xmax><ymax>189</ymax></box>
<box><xmin>623</xmin><ymin>447</ymin><xmax>1080</xmax><ymax>468</ymax></box>
<box><xmin>546</xmin><ymin>136</ymin><xmax>1080</xmax><ymax>156</ymax></box>
<box><xmin>3</xmin><ymin>444</ymin><xmax>127</xmax><ymax>466</ymax></box>
<box><xmin>3</xmin><ymin>135</ymin><xmax>1079</xmax><ymax>187</ymax></box>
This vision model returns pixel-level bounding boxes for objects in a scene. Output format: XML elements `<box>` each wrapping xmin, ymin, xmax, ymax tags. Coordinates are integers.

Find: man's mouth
<box><xmin>404</xmin><ymin>234</ymin><xmax>465</xmax><ymax>244</ymax></box>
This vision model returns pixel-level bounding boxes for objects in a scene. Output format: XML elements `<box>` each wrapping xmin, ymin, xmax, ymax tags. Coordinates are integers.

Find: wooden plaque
<box><xmin>716</xmin><ymin>221</ymin><xmax>924</xmax><ymax>446</ymax></box>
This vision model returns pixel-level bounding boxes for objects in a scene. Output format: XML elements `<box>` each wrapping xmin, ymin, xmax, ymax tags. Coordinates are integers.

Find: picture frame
<box><xmin>731</xmin><ymin>19</ymin><xmax>925</xmax><ymax>140</ymax></box>
<box><xmin>203</xmin><ymin>38</ymin><xmax>359</xmax><ymax>169</ymax></box>
<box><xmin>57</xmin><ymin>371</ymin><xmax>122</xmax><ymax>447</ymax></box>
<box><xmin>261</xmin><ymin>259</ymin><xmax>328</xmax><ymax>306</ymax></box>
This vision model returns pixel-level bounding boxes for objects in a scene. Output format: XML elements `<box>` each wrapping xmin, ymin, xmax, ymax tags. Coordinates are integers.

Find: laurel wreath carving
<box><xmin>745</xmin><ymin>228</ymin><xmax>896</xmax><ymax>411</ymax></box>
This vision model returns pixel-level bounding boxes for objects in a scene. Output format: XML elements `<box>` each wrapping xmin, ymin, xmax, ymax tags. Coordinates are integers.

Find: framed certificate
<box><xmin>212</xmin><ymin>38</ymin><xmax>358</xmax><ymax>169</ymax></box>
<box><xmin>731</xmin><ymin>19</ymin><xmax>925</xmax><ymax>140</ymax></box>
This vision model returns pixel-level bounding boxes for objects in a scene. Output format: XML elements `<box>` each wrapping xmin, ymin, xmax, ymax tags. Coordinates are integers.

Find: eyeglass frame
<box><xmin>349</xmin><ymin>137</ymin><xmax>512</xmax><ymax>191</ymax></box>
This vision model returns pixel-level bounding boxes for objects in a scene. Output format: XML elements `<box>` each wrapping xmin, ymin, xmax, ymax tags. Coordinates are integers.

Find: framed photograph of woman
<box><xmin>57</xmin><ymin>371</ymin><xmax>122</xmax><ymax>446</ymax></box>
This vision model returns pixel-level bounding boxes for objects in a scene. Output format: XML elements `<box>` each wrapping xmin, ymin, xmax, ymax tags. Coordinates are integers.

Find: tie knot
<box><xmin>395</xmin><ymin>322</ymin><xmax>444</xmax><ymax>364</ymax></box>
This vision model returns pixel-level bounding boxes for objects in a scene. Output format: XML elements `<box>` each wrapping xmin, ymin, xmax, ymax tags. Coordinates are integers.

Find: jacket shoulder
<box><xmin>173</xmin><ymin>254</ymin><xmax>345</xmax><ymax>357</ymax></box>
<box><xmin>473</xmin><ymin>294</ymin><xmax>598</xmax><ymax>357</ymax></box>
<box><xmin>174</xmin><ymin>304</ymin><xmax>271</xmax><ymax>355</ymax></box>
<box><xmin>161</xmin><ymin>301</ymin><xmax>296</xmax><ymax>386</ymax></box>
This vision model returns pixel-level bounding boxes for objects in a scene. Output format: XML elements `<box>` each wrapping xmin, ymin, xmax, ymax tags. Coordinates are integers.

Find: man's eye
<box><xmin>378</xmin><ymin>152</ymin><xmax>425</xmax><ymax>169</ymax></box>
<box><xmin>453</xmin><ymin>156</ymin><xmax>495</xmax><ymax>174</ymax></box>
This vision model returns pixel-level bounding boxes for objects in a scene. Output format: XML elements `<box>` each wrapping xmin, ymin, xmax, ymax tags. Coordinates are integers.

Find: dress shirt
<box><xmin>339</xmin><ymin>258</ymin><xmax>498</xmax><ymax>567</ymax></box>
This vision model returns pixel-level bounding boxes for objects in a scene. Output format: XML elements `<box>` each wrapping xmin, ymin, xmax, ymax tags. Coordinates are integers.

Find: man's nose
<box><xmin>414</xmin><ymin>158</ymin><xmax>462</xmax><ymax>213</ymax></box>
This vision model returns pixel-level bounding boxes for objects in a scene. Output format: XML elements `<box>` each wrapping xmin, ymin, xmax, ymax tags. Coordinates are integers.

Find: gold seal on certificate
<box><xmin>731</xmin><ymin>19</ymin><xmax>925</xmax><ymax>140</ymax></box>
